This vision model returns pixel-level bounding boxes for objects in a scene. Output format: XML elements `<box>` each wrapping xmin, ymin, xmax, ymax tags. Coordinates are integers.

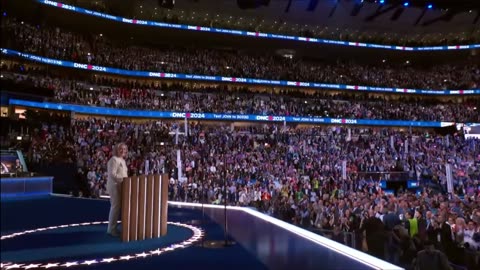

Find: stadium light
<box><xmin>403</xmin><ymin>2</ymin><xmax>409</xmax><ymax>7</ymax></box>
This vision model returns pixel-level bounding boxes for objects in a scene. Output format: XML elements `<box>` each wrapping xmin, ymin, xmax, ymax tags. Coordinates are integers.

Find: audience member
<box><xmin>2</xmin><ymin>18</ymin><xmax>479</xmax><ymax>90</ymax></box>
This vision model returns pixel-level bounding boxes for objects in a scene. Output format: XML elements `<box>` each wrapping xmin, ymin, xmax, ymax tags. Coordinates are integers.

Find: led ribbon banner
<box><xmin>2</xmin><ymin>48</ymin><xmax>479</xmax><ymax>96</ymax></box>
<box><xmin>10</xmin><ymin>99</ymin><xmax>459</xmax><ymax>127</ymax></box>
<box><xmin>37</xmin><ymin>0</ymin><xmax>480</xmax><ymax>52</ymax></box>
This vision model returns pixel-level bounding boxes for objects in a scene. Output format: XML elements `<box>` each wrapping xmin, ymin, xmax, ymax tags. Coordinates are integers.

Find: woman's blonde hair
<box><xmin>112</xmin><ymin>142</ymin><xmax>128</xmax><ymax>157</ymax></box>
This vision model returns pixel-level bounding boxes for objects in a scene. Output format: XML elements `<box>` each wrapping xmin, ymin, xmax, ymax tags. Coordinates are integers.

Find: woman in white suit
<box><xmin>107</xmin><ymin>142</ymin><xmax>128</xmax><ymax>236</ymax></box>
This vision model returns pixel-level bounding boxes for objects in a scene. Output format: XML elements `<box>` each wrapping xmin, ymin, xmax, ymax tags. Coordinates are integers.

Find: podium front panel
<box><xmin>121</xmin><ymin>174</ymin><xmax>167</xmax><ymax>242</ymax></box>
<box><xmin>138</xmin><ymin>175</ymin><xmax>147</xmax><ymax>240</ymax></box>
<box><xmin>121</xmin><ymin>178</ymin><xmax>131</xmax><ymax>242</ymax></box>
<box><xmin>153</xmin><ymin>174</ymin><xmax>161</xmax><ymax>238</ymax></box>
<box><xmin>145</xmin><ymin>174</ymin><xmax>154</xmax><ymax>239</ymax></box>
<box><xmin>129</xmin><ymin>175</ymin><xmax>139</xmax><ymax>241</ymax></box>
<box><xmin>160</xmin><ymin>174</ymin><xmax>168</xmax><ymax>236</ymax></box>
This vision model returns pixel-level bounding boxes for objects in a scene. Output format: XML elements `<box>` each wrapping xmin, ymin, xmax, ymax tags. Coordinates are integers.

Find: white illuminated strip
<box><xmin>0</xmin><ymin>221</ymin><xmax>204</xmax><ymax>269</ymax></box>
<box><xmin>440</xmin><ymin>122</ymin><xmax>455</xmax><ymax>127</ymax></box>
<box><xmin>168</xmin><ymin>201</ymin><xmax>403</xmax><ymax>270</ymax></box>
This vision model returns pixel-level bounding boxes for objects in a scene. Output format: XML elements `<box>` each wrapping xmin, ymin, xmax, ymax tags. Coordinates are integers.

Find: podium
<box><xmin>121</xmin><ymin>174</ymin><xmax>168</xmax><ymax>242</ymax></box>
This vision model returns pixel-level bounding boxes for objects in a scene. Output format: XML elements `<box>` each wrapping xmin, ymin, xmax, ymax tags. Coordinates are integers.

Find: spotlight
<box><xmin>379</xmin><ymin>0</ymin><xmax>385</xmax><ymax>4</ymax></box>
<box><xmin>427</xmin><ymin>4</ymin><xmax>433</xmax><ymax>9</ymax></box>
<box><xmin>403</xmin><ymin>2</ymin><xmax>409</xmax><ymax>7</ymax></box>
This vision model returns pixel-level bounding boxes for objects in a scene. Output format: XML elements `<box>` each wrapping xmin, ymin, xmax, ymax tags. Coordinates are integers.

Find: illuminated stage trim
<box><xmin>168</xmin><ymin>201</ymin><xmax>403</xmax><ymax>270</ymax></box>
<box><xmin>0</xmin><ymin>177</ymin><xmax>53</xmax><ymax>198</ymax></box>
<box><xmin>0</xmin><ymin>221</ymin><xmax>204</xmax><ymax>269</ymax></box>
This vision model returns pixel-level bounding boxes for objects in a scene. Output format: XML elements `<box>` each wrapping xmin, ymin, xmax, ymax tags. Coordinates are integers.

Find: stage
<box><xmin>1</xmin><ymin>195</ymin><xmax>403</xmax><ymax>270</ymax></box>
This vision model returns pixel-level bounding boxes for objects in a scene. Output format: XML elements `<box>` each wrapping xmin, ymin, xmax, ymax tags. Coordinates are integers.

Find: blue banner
<box><xmin>380</xmin><ymin>181</ymin><xmax>387</xmax><ymax>189</ymax></box>
<box><xmin>38</xmin><ymin>0</ymin><xmax>480</xmax><ymax>52</ymax></box>
<box><xmin>9</xmin><ymin>99</ymin><xmax>458</xmax><ymax>127</ymax></box>
<box><xmin>2</xmin><ymin>48</ymin><xmax>479</xmax><ymax>96</ymax></box>
<box><xmin>407</xmin><ymin>180</ymin><xmax>420</xmax><ymax>189</ymax></box>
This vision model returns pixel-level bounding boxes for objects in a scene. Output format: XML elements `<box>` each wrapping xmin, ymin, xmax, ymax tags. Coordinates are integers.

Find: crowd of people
<box><xmin>9</xmin><ymin>115</ymin><xmax>479</xmax><ymax>269</ymax></box>
<box><xmin>1</xmin><ymin>70</ymin><xmax>479</xmax><ymax>123</ymax></box>
<box><xmin>2</xmin><ymin>6</ymin><xmax>480</xmax><ymax>270</ymax></box>
<box><xmin>59</xmin><ymin>0</ymin><xmax>480</xmax><ymax>46</ymax></box>
<box><xmin>2</xmin><ymin>17</ymin><xmax>479</xmax><ymax>90</ymax></box>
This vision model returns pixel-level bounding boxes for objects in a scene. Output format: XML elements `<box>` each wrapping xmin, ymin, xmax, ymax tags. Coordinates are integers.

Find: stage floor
<box><xmin>1</xmin><ymin>196</ymin><xmax>267</xmax><ymax>270</ymax></box>
<box><xmin>1</xmin><ymin>196</ymin><xmax>401</xmax><ymax>270</ymax></box>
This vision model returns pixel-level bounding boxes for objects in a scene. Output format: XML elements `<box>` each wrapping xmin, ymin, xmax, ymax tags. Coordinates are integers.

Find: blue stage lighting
<box><xmin>403</xmin><ymin>2</ymin><xmax>409</xmax><ymax>7</ymax></box>
<box><xmin>380</xmin><ymin>0</ymin><xmax>385</xmax><ymax>4</ymax></box>
<box><xmin>427</xmin><ymin>4</ymin><xmax>433</xmax><ymax>9</ymax></box>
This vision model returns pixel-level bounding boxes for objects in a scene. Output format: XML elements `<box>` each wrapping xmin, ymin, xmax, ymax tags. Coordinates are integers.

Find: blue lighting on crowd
<box><xmin>403</xmin><ymin>2</ymin><xmax>409</xmax><ymax>7</ymax></box>
<box><xmin>427</xmin><ymin>4</ymin><xmax>433</xmax><ymax>9</ymax></box>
